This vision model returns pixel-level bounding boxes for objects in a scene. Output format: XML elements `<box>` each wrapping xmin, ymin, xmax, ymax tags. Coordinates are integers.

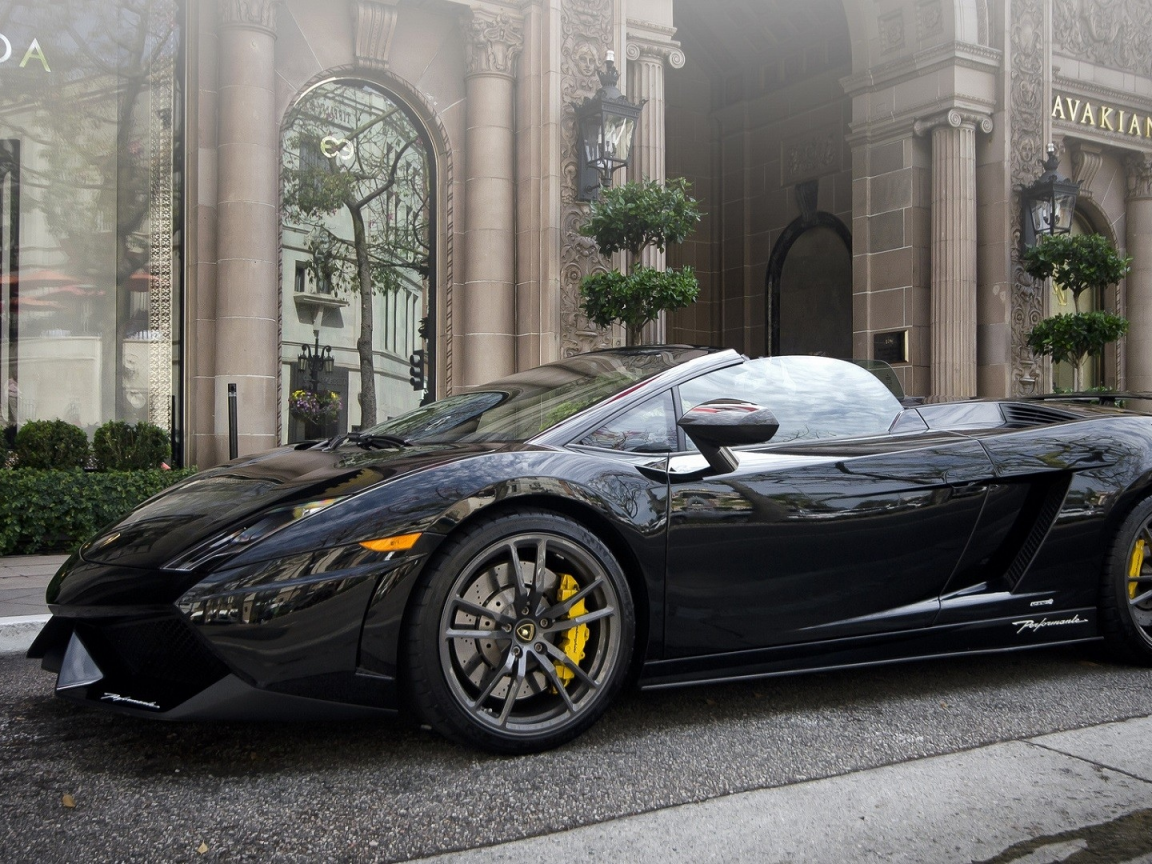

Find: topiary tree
<box><xmin>14</xmin><ymin>420</ymin><xmax>90</xmax><ymax>470</ymax></box>
<box><xmin>579</xmin><ymin>177</ymin><xmax>702</xmax><ymax>345</ymax></box>
<box><xmin>1026</xmin><ymin>312</ymin><xmax>1128</xmax><ymax>384</ymax></box>
<box><xmin>1023</xmin><ymin>233</ymin><xmax>1132</xmax><ymax>392</ymax></box>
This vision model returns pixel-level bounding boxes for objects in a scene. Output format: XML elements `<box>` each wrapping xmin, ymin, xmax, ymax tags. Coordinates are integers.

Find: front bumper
<box><xmin>29</xmin><ymin>546</ymin><xmax>427</xmax><ymax>720</ymax></box>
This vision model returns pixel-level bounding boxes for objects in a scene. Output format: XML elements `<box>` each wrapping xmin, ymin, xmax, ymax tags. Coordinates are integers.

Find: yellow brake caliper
<box><xmin>1130</xmin><ymin>539</ymin><xmax>1145</xmax><ymax>600</ymax></box>
<box><xmin>553</xmin><ymin>573</ymin><xmax>590</xmax><ymax>688</ymax></box>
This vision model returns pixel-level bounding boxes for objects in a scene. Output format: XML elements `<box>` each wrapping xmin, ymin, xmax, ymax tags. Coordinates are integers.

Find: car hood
<box><xmin>78</xmin><ymin>441</ymin><xmax>503</xmax><ymax>570</ymax></box>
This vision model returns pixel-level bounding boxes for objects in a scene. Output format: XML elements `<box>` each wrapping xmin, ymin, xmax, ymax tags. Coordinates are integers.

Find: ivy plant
<box><xmin>579</xmin><ymin>177</ymin><xmax>702</xmax><ymax>345</ymax></box>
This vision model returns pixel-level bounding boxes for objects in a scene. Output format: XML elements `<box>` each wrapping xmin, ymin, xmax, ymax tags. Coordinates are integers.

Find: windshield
<box><xmin>363</xmin><ymin>347</ymin><xmax>710</xmax><ymax>444</ymax></box>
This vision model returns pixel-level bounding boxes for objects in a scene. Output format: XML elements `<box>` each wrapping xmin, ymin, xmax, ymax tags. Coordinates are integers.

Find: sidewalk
<box><xmin>419</xmin><ymin>715</ymin><xmax>1152</xmax><ymax>863</ymax></box>
<box><xmin>0</xmin><ymin>553</ymin><xmax>66</xmax><ymax>654</ymax></box>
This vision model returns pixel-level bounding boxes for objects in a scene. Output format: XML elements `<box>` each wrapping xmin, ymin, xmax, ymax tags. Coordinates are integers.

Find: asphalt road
<box><xmin>3</xmin><ymin>645</ymin><xmax>1152</xmax><ymax>863</ymax></box>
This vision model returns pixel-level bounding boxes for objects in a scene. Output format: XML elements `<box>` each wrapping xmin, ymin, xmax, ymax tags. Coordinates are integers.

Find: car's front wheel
<box><xmin>404</xmin><ymin>509</ymin><xmax>635</xmax><ymax>753</ymax></box>
<box><xmin>1100</xmin><ymin>496</ymin><xmax>1152</xmax><ymax>665</ymax></box>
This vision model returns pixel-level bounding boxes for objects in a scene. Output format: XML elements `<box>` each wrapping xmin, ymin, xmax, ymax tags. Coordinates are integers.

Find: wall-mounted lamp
<box><xmin>573</xmin><ymin>51</ymin><xmax>644</xmax><ymax>201</ymax></box>
<box><xmin>1021</xmin><ymin>142</ymin><xmax>1080</xmax><ymax>250</ymax></box>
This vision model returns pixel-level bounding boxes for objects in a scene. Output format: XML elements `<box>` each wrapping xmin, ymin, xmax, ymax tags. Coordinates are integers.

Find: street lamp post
<box><xmin>573</xmin><ymin>51</ymin><xmax>645</xmax><ymax>201</ymax></box>
<box><xmin>297</xmin><ymin>330</ymin><xmax>334</xmax><ymax>394</ymax></box>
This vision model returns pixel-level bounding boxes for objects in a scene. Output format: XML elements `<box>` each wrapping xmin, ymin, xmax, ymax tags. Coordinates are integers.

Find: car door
<box><xmin>662</xmin><ymin>357</ymin><xmax>995</xmax><ymax>659</ymax></box>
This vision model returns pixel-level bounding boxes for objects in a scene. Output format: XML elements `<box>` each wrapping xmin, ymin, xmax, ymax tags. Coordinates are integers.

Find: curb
<box><xmin>0</xmin><ymin>615</ymin><xmax>49</xmax><ymax>656</ymax></box>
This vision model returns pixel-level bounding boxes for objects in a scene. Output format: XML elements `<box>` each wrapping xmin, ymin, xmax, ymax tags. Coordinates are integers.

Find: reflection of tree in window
<box><xmin>0</xmin><ymin>1</ymin><xmax>181</xmax><ymax>428</ymax></box>
<box><xmin>282</xmin><ymin>82</ymin><xmax>431</xmax><ymax>427</ymax></box>
<box><xmin>582</xmin><ymin>391</ymin><xmax>675</xmax><ymax>452</ymax></box>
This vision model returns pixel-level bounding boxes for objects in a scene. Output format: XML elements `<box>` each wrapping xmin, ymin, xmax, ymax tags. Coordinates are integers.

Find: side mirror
<box><xmin>677</xmin><ymin>399</ymin><xmax>779</xmax><ymax>474</ymax></box>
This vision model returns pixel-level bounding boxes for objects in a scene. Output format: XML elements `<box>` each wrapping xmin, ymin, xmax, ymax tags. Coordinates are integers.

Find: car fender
<box><xmin>356</xmin><ymin>451</ymin><xmax>669</xmax><ymax>680</ymax></box>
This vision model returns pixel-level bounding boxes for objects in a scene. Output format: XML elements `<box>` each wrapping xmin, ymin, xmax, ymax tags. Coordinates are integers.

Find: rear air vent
<box><xmin>1003</xmin><ymin>475</ymin><xmax>1071</xmax><ymax>586</ymax></box>
<box><xmin>1001</xmin><ymin>403</ymin><xmax>1079</xmax><ymax>428</ymax></box>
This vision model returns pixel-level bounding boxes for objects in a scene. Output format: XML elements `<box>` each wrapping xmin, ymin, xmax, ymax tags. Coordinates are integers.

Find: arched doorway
<box><xmin>767</xmin><ymin>214</ymin><xmax>852</xmax><ymax>358</ymax></box>
<box><xmin>280</xmin><ymin>79</ymin><xmax>434</xmax><ymax>441</ymax></box>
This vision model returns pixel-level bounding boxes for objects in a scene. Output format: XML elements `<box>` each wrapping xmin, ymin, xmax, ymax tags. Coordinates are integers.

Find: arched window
<box><xmin>767</xmin><ymin>214</ymin><xmax>852</xmax><ymax>358</ymax></box>
<box><xmin>280</xmin><ymin>80</ymin><xmax>434</xmax><ymax>441</ymax></box>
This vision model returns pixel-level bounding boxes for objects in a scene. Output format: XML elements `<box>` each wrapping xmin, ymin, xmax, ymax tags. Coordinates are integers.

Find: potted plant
<box><xmin>289</xmin><ymin>388</ymin><xmax>342</xmax><ymax>438</ymax></box>
<box><xmin>578</xmin><ymin>177</ymin><xmax>702</xmax><ymax>345</ymax></box>
<box><xmin>1023</xmin><ymin>233</ymin><xmax>1132</xmax><ymax>392</ymax></box>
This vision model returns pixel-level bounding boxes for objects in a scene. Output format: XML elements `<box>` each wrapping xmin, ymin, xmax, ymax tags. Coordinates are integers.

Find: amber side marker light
<box><xmin>360</xmin><ymin>533</ymin><xmax>422</xmax><ymax>553</ymax></box>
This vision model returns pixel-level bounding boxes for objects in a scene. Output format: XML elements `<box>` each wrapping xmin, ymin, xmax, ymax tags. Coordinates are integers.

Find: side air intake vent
<box><xmin>1001</xmin><ymin>403</ymin><xmax>1079</xmax><ymax>429</ymax></box>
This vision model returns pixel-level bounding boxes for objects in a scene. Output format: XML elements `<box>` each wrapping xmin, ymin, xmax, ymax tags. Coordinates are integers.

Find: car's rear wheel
<box><xmin>404</xmin><ymin>509</ymin><xmax>634</xmax><ymax>753</ymax></box>
<box><xmin>1100</xmin><ymin>496</ymin><xmax>1152</xmax><ymax>664</ymax></box>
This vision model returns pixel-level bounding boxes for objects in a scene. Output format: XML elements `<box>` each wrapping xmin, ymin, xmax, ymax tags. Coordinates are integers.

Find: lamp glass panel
<box><xmin>1030</xmin><ymin>196</ymin><xmax>1054</xmax><ymax>235</ymax></box>
<box><xmin>579</xmin><ymin>112</ymin><xmax>604</xmax><ymax>167</ymax></box>
<box><xmin>1053</xmin><ymin>190</ymin><xmax>1077</xmax><ymax>233</ymax></box>
<box><xmin>601</xmin><ymin>114</ymin><xmax>633</xmax><ymax>166</ymax></box>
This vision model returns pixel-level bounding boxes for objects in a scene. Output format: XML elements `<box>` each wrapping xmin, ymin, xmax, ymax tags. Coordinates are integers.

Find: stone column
<box><xmin>1125</xmin><ymin>154</ymin><xmax>1152</xmax><ymax>392</ymax></box>
<box><xmin>626</xmin><ymin>29</ymin><xmax>684</xmax><ymax>344</ymax></box>
<box><xmin>215</xmin><ymin>0</ymin><xmax>279</xmax><ymax>458</ymax></box>
<box><xmin>915</xmin><ymin>109</ymin><xmax>991</xmax><ymax>400</ymax></box>
<box><xmin>460</xmin><ymin>10</ymin><xmax>523</xmax><ymax>388</ymax></box>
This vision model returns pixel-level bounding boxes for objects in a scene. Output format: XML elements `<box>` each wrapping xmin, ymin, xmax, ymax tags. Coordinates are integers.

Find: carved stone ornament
<box><xmin>1070</xmin><ymin>142</ymin><xmax>1104</xmax><ymax>197</ymax></box>
<box><xmin>219</xmin><ymin>0</ymin><xmax>278</xmax><ymax>34</ymax></box>
<box><xmin>354</xmin><ymin>0</ymin><xmax>400</xmax><ymax>71</ymax></box>
<box><xmin>462</xmin><ymin>9</ymin><xmax>524</xmax><ymax>78</ymax></box>
<box><xmin>916</xmin><ymin>0</ymin><xmax>944</xmax><ymax>41</ymax></box>
<box><xmin>1125</xmin><ymin>152</ymin><xmax>1152</xmax><ymax>200</ymax></box>
<box><xmin>560</xmin><ymin>0</ymin><xmax>621</xmax><ymax>357</ymax></box>
<box><xmin>781</xmin><ymin>125</ymin><xmax>841</xmax><ymax>186</ymax></box>
<box><xmin>625</xmin><ymin>37</ymin><xmax>685</xmax><ymax>70</ymax></box>
<box><xmin>1010</xmin><ymin>0</ymin><xmax>1047</xmax><ymax>395</ymax></box>
<box><xmin>1055</xmin><ymin>0</ymin><xmax>1152</xmax><ymax>78</ymax></box>
<box><xmin>879</xmin><ymin>10</ymin><xmax>905</xmax><ymax>55</ymax></box>
<box><xmin>913</xmin><ymin>109</ymin><xmax>994</xmax><ymax>137</ymax></box>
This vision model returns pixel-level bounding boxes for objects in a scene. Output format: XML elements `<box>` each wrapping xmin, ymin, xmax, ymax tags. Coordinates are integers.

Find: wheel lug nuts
<box><xmin>511</xmin><ymin>646</ymin><xmax>521</xmax><ymax>656</ymax></box>
<box><xmin>521</xmin><ymin>607</ymin><xmax>530</xmax><ymax>615</ymax></box>
<box><xmin>534</xmin><ymin>642</ymin><xmax>545</xmax><ymax>652</ymax></box>
<box><xmin>540</xmin><ymin>619</ymin><xmax>549</xmax><ymax>628</ymax></box>
<box><xmin>502</xmin><ymin>623</ymin><xmax>512</xmax><ymax>632</ymax></box>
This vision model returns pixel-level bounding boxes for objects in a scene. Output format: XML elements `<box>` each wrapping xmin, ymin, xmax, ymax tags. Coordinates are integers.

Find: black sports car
<box><xmin>28</xmin><ymin>347</ymin><xmax>1152</xmax><ymax>752</ymax></box>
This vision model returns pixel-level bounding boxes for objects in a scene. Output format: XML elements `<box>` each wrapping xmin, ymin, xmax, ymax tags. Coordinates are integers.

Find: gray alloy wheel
<box><xmin>1101</xmin><ymin>496</ymin><xmax>1152</xmax><ymax>664</ymax></box>
<box><xmin>404</xmin><ymin>510</ymin><xmax>635</xmax><ymax>753</ymax></box>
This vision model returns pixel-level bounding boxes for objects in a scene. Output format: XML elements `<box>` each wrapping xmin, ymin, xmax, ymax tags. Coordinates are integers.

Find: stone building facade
<box><xmin>4</xmin><ymin>1</ymin><xmax>1152</xmax><ymax>467</ymax></box>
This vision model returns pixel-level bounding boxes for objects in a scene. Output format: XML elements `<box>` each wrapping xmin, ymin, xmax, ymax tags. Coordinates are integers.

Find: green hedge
<box><xmin>14</xmin><ymin>419</ymin><xmax>90</xmax><ymax>470</ymax></box>
<box><xmin>93</xmin><ymin>421</ymin><xmax>171</xmax><ymax>470</ymax></box>
<box><xmin>0</xmin><ymin>468</ymin><xmax>197</xmax><ymax>555</ymax></box>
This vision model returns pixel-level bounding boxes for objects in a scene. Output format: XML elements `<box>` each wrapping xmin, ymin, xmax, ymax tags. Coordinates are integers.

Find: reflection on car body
<box><xmin>28</xmin><ymin>347</ymin><xmax>1152</xmax><ymax>753</ymax></box>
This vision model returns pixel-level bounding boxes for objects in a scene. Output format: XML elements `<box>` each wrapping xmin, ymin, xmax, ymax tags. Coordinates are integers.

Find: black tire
<box><xmin>403</xmin><ymin>509</ymin><xmax>635</xmax><ymax>753</ymax></box>
<box><xmin>1100</xmin><ymin>496</ymin><xmax>1152</xmax><ymax>665</ymax></box>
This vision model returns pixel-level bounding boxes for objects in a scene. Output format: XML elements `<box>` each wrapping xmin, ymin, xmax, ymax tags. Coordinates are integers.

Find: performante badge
<box><xmin>1012</xmin><ymin>614</ymin><xmax>1088</xmax><ymax>635</ymax></box>
<box><xmin>101</xmin><ymin>692</ymin><xmax>161</xmax><ymax>710</ymax></box>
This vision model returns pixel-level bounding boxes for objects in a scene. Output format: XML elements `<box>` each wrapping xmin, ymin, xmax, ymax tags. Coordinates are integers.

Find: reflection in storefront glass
<box><xmin>0</xmin><ymin>1</ymin><xmax>182</xmax><ymax>441</ymax></box>
<box><xmin>280</xmin><ymin>80</ymin><xmax>432</xmax><ymax>443</ymax></box>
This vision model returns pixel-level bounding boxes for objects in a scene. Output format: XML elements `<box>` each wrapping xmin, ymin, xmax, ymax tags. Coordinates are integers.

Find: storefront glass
<box><xmin>0</xmin><ymin>1</ymin><xmax>183</xmax><ymax>445</ymax></box>
<box><xmin>280</xmin><ymin>80</ymin><xmax>432</xmax><ymax>442</ymax></box>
